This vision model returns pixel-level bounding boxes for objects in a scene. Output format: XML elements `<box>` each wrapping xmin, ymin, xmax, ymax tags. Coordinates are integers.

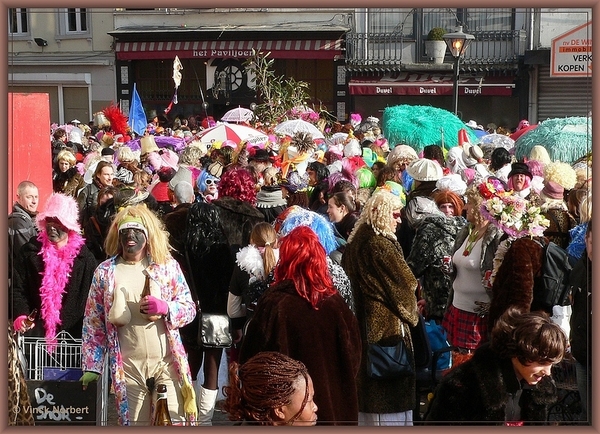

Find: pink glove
<box><xmin>13</xmin><ymin>315</ymin><xmax>32</xmax><ymax>333</ymax></box>
<box><xmin>145</xmin><ymin>295</ymin><xmax>169</xmax><ymax>316</ymax></box>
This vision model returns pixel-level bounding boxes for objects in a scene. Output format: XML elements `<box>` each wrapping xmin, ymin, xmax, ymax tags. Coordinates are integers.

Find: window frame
<box><xmin>56</xmin><ymin>7</ymin><xmax>91</xmax><ymax>39</ymax></box>
<box><xmin>8</xmin><ymin>8</ymin><xmax>30</xmax><ymax>38</ymax></box>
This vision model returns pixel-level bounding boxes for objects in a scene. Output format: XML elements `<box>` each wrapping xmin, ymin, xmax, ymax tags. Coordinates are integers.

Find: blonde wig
<box><xmin>104</xmin><ymin>204</ymin><xmax>172</xmax><ymax>263</ymax></box>
<box><xmin>348</xmin><ymin>189</ymin><xmax>402</xmax><ymax>243</ymax></box>
<box><xmin>543</xmin><ymin>161</ymin><xmax>577</xmax><ymax>190</ymax></box>
<box><xmin>56</xmin><ymin>149</ymin><xmax>77</xmax><ymax>166</ymax></box>
<box><xmin>579</xmin><ymin>190</ymin><xmax>592</xmax><ymax>223</ymax></box>
<box><xmin>464</xmin><ymin>183</ymin><xmax>487</xmax><ymax>226</ymax></box>
<box><xmin>116</xmin><ymin>146</ymin><xmax>136</xmax><ymax>164</ymax></box>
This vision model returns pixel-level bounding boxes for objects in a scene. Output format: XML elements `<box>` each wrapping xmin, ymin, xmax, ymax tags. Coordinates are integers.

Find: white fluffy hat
<box><xmin>406</xmin><ymin>158</ymin><xmax>443</xmax><ymax>182</ymax></box>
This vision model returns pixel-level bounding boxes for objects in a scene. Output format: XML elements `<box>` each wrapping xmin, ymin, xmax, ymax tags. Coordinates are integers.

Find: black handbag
<box><xmin>364</xmin><ymin>303</ymin><xmax>414</xmax><ymax>379</ymax></box>
<box><xmin>183</xmin><ymin>246</ymin><xmax>231</xmax><ymax>348</ymax></box>
<box><xmin>200</xmin><ymin>313</ymin><xmax>232</xmax><ymax>348</ymax></box>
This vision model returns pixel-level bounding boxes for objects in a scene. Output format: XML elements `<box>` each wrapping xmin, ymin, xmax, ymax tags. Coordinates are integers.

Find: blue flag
<box><xmin>128</xmin><ymin>83</ymin><xmax>147</xmax><ymax>136</ymax></box>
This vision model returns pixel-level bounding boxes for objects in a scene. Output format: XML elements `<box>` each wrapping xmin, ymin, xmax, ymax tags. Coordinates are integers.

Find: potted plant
<box><xmin>425</xmin><ymin>27</ymin><xmax>447</xmax><ymax>64</ymax></box>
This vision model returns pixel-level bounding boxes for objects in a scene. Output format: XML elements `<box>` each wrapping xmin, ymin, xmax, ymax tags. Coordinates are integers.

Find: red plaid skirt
<box><xmin>442</xmin><ymin>304</ymin><xmax>489</xmax><ymax>350</ymax></box>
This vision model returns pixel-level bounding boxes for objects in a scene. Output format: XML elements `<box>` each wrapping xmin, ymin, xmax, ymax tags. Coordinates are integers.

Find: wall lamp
<box><xmin>34</xmin><ymin>38</ymin><xmax>48</xmax><ymax>47</ymax></box>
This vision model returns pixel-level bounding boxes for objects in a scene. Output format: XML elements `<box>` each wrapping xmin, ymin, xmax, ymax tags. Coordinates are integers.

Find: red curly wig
<box><xmin>275</xmin><ymin>226</ymin><xmax>336</xmax><ymax>310</ymax></box>
<box><xmin>217</xmin><ymin>167</ymin><xmax>257</xmax><ymax>205</ymax></box>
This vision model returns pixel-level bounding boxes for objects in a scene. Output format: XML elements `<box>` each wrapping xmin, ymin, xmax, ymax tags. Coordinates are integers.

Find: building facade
<box><xmin>8</xmin><ymin>8</ymin><xmax>591</xmax><ymax>128</ymax></box>
<box><xmin>110</xmin><ymin>8</ymin><xmax>352</xmax><ymax>122</ymax></box>
<box><xmin>345</xmin><ymin>8</ymin><xmax>592</xmax><ymax>129</ymax></box>
<box><xmin>8</xmin><ymin>8</ymin><xmax>116</xmax><ymax>124</ymax></box>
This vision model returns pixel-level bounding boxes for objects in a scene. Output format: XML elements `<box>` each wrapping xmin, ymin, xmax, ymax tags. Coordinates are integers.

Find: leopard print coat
<box><xmin>8</xmin><ymin>323</ymin><xmax>34</xmax><ymax>425</ymax></box>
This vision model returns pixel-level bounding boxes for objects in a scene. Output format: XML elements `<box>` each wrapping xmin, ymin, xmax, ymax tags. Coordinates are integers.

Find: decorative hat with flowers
<box><xmin>479</xmin><ymin>178</ymin><xmax>550</xmax><ymax>239</ymax></box>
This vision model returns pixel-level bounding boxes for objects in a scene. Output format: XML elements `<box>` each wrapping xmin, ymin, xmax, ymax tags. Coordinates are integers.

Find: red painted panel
<box><xmin>8</xmin><ymin>93</ymin><xmax>53</xmax><ymax>211</ymax></box>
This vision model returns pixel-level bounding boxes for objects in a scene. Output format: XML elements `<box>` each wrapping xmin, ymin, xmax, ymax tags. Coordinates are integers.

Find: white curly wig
<box><xmin>348</xmin><ymin>189</ymin><xmax>403</xmax><ymax>243</ymax></box>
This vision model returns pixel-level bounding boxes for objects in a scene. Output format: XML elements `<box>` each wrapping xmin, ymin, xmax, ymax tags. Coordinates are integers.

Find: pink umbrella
<box><xmin>196</xmin><ymin>123</ymin><xmax>268</xmax><ymax>146</ymax></box>
<box><xmin>509</xmin><ymin>124</ymin><xmax>537</xmax><ymax>141</ymax></box>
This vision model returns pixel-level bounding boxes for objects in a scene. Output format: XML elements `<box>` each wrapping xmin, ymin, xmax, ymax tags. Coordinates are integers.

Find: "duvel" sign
<box><xmin>551</xmin><ymin>21</ymin><xmax>592</xmax><ymax>77</ymax></box>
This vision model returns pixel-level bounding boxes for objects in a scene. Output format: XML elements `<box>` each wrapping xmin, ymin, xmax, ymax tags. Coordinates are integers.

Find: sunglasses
<box><xmin>392</xmin><ymin>211</ymin><xmax>402</xmax><ymax>220</ymax></box>
<box><xmin>205</xmin><ymin>179</ymin><xmax>219</xmax><ymax>185</ymax></box>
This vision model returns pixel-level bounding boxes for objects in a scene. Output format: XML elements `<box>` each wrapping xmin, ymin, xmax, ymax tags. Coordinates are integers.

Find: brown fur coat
<box><xmin>239</xmin><ymin>280</ymin><xmax>362</xmax><ymax>425</ymax></box>
<box><xmin>341</xmin><ymin>224</ymin><xmax>419</xmax><ymax>414</ymax></box>
<box><xmin>488</xmin><ymin>237</ymin><xmax>545</xmax><ymax>328</ymax></box>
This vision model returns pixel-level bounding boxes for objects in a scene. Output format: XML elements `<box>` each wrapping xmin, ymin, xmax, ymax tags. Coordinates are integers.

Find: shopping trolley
<box><xmin>18</xmin><ymin>331</ymin><xmax>109</xmax><ymax>425</ymax></box>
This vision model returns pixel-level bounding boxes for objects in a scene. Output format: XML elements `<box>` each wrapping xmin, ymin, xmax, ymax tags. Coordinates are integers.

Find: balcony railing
<box><xmin>345</xmin><ymin>29</ymin><xmax>526</xmax><ymax>71</ymax></box>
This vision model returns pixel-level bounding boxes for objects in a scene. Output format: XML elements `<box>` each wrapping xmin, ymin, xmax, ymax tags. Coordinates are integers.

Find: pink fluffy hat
<box><xmin>36</xmin><ymin>193</ymin><xmax>81</xmax><ymax>233</ymax></box>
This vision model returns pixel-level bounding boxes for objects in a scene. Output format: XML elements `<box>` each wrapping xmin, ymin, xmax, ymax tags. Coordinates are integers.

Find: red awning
<box><xmin>115</xmin><ymin>39</ymin><xmax>343</xmax><ymax>60</ymax></box>
<box><xmin>349</xmin><ymin>72</ymin><xmax>515</xmax><ymax>97</ymax></box>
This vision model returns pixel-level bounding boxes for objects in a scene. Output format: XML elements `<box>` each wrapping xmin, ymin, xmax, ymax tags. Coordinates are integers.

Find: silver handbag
<box><xmin>200</xmin><ymin>313</ymin><xmax>232</xmax><ymax>348</ymax></box>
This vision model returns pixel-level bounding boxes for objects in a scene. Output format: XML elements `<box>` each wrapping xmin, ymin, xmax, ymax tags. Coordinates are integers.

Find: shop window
<box><xmin>9</xmin><ymin>8</ymin><xmax>29</xmax><ymax>35</ymax></box>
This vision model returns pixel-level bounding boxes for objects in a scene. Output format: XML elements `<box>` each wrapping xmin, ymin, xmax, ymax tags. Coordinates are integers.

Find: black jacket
<box><xmin>9</xmin><ymin>237</ymin><xmax>98</xmax><ymax>339</ymax></box>
<box><xmin>569</xmin><ymin>252</ymin><xmax>591</xmax><ymax>365</ymax></box>
<box><xmin>425</xmin><ymin>342</ymin><xmax>558</xmax><ymax>424</ymax></box>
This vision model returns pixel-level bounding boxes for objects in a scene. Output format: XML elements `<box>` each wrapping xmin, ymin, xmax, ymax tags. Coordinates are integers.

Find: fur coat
<box><xmin>239</xmin><ymin>279</ymin><xmax>361</xmax><ymax>425</ymax></box>
<box><xmin>488</xmin><ymin>237</ymin><xmax>545</xmax><ymax>328</ymax></box>
<box><xmin>10</xmin><ymin>237</ymin><xmax>97</xmax><ymax>339</ymax></box>
<box><xmin>341</xmin><ymin>224</ymin><xmax>419</xmax><ymax>414</ymax></box>
<box><xmin>425</xmin><ymin>342</ymin><xmax>558</xmax><ymax>424</ymax></box>
<box><xmin>406</xmin><ymin>215</ymin><xmax>467</xmax><ymax>320</ymax></box>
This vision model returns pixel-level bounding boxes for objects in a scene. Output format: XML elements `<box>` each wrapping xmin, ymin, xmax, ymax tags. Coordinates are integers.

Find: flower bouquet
<box><xmin>480</xmin><ymin>193</ymin><xmax>550</xmax><ymax>238</ymax></box>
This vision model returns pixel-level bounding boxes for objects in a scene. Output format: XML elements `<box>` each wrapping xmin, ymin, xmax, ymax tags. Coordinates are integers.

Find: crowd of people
<box><xmin>7</xmin><ymin>108</ymin><xmax>592</xmax><ymax>426</ymax></box>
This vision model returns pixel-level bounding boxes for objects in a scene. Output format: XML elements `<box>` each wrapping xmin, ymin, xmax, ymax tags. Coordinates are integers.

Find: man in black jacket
<box><xmin>8</xmin><ymin>181</ymin><xmax>39</xmax><ymax>283</ymax></box>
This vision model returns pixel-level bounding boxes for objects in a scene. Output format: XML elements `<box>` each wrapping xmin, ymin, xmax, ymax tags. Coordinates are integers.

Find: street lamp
<box><xmin>443</xmin><ymin>25</ymin><xmax>475</xmax><ymax>115</ymax></box>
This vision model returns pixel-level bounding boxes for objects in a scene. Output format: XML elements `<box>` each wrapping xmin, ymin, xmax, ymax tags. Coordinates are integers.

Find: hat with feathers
<box><xmin>37</xmin><ymin>193</ymin><xmax>81</xmax><ymax>233</ymax></box>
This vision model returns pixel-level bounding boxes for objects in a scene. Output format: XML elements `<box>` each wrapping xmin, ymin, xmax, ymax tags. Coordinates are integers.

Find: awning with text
<box><xmin>115</xmin><ymin>39</ymin><xmax>343</xmax><ymax>60</ymax></box>
<box><xmin>348</xmin><ymin>72</ymin><xmax>516</xmax><ymax>97</ymax></box>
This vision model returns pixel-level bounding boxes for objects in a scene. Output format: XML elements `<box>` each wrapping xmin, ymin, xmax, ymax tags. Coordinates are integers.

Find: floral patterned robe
<box><xmin>81</xmin><ymin>255</ymin><xmax>197</xmax><ymax>425</ymax></box>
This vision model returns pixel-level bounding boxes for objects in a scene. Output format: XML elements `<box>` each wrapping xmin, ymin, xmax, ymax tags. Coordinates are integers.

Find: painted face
<box><xmin>278</xmin><ymin>375</ymin><xmax>318</xmax><ymax>426</ymax></box>
<box><xmin>58</xmin><ymin>160</ymin><xmax>71</xmax><ymax>172</ymax></box>
<box><xmin>97</xmin><ymin>166</ymin><xmax>114</xmax><ymax>187</ymax></box>
<box><xmin>511</xmin><ymin>174</ymin><xmax>527</xmax><ymax>192</ymax></box>
<box><xmin>45</xmin><ymin>217</ymin><xmax>69</xmax><ymax>244</ymax></box>
<box><xmin>511</xmin><ymin>358</ymin><xmax>554</xmax><ymax>385</ymax></box>
<box><xmin>18</xmin><ymin>186</ymin><xmax>39</xmax><ymax>213</ymax></box>
<box><xmin>119</xmin><ymin>227</ymin><xmax>147</xmax><ymax>257</ymax></box>
<box><xmin>439</xmin><ymin>202</ymin><xmax>456</xmax><ymax>217</ymax></box>
<box><xmin>327</xmin><ymin>198</ymin><xmax>346</xmax><ymax>223</ymax></box>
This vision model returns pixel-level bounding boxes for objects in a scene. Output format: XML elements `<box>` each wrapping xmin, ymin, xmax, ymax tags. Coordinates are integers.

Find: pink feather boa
<box><xmin>38</xmin><ymin>231</ymin><xmax>85</xmax><ymax>350</ymax></box>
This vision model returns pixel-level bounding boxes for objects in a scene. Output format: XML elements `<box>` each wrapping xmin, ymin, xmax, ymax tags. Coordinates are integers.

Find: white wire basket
<box><xmin>18</xmin><ymin>330</ymin><xmax>82</xmax><ymax>381</ymax></box>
